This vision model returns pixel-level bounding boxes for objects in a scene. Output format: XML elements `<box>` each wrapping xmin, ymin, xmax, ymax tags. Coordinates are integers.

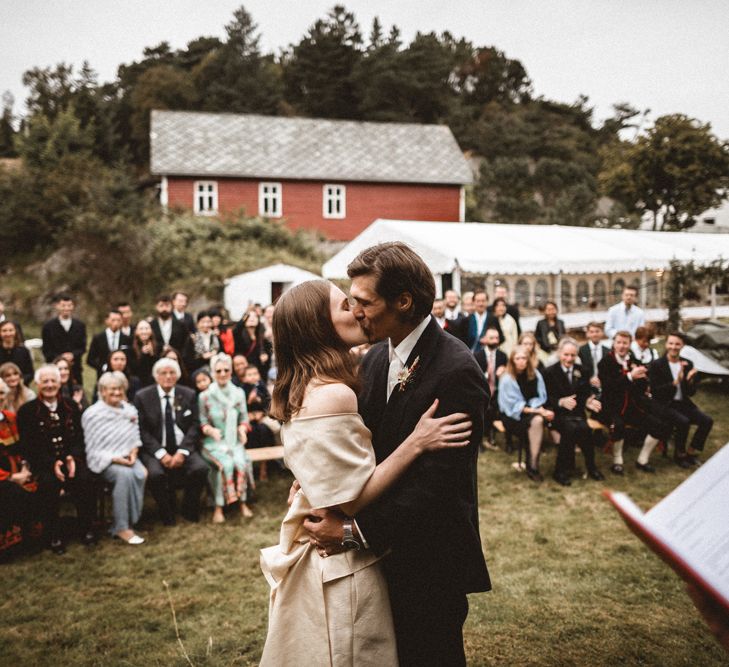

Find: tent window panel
<box><xmin>613</xmin><ymin>278</ymin><xmax>626</xmax><ymax>298</ymax></box>
<box><xmin>534</xmin><ymin>280</ymin><xmax>549</xmax><ymax>306</ymax></box>
<box><xmin>561</xmin><ymin>280</ymin><xmax>572</xmax><ymax>310</ymax></box>
<box><xmin>576</xmin><ymin>280</ymin><xmax>589</xmax><ymax>306</ymax></box>
<box><xmin>594</xmin><ymin>279</ymin><xmax>607</xmax><ymax>306</ymax></box>
<box><xmin>515</xmin><ymin>280</ymin><xmax>529</xmax><ymax>306</ymax></box>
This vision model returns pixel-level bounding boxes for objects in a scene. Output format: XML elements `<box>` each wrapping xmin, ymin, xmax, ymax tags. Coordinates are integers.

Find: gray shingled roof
<box><xmin>150</xmin><ymin>110</ymin><xmax>472</xmax><ymax>185</ymax></box>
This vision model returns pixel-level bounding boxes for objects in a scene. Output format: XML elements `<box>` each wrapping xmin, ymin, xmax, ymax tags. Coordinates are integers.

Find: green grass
<box><xmin>2</xmin><ymin>384</ymin><xmax>728</xmax><ymax>666</ymax></box>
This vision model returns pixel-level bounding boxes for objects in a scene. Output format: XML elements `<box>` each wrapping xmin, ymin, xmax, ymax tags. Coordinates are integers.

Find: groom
<box><xmin>304</xmin><ymin>242</ymin><xmax>491</xmax><ymax>666</ymax></box>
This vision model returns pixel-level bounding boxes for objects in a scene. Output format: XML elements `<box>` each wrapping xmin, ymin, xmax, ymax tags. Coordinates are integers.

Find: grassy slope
<box><xmin>1</xmin><ymin>384</ymin><xmax>727</xmax><ymax>666</ymax></box>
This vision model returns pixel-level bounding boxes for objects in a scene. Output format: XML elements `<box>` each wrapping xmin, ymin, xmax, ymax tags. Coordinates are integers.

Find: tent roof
<box><xmin>225</xmin><ymin>263</ymin><xmax>320</xmax><ymax>285</ymax></box>
<box><xmin>322</xmin><ymin>220</ymin><xmax>729</xmax><ymax>278</ymax></box>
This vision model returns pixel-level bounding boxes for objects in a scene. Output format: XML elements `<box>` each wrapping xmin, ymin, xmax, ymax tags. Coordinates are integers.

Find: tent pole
<box><xmin>711</xmin><ymin>283</ymin><xmax>717</xmax><ymax>318</ymax></box>
<box><xmin>640</xmin><ymin>270</ymin><xmax>647</xmax><ymax>309</ymax></box>
<box><xmin>454</xmin><ymin>265</ymin><xmax>462</xmax><ymax>296</ymax></box>
<box><xmin>555</xmin><ymin>272</ymin><xmax>562</xmax><ymax>311</ymax></box>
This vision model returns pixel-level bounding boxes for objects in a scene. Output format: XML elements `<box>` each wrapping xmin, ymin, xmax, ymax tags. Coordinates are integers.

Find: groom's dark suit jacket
<box><xmin>356</xmin><ymin>317</ymin><xmax>491</xmax><ymax>600</ymax></box>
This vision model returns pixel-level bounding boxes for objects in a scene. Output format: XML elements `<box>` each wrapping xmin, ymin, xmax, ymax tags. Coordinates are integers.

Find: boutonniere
<box><xmin>573</xmin><ymin>369</ymin><xmax>582</xmax><ymax>379</ymax></box>
<box><xmin>397</xmin><ymin>356</ymin><xmax>420</xmax><ymax>392</ymax></box>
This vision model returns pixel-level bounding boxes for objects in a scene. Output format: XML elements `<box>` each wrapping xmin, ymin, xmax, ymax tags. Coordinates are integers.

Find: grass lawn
<box><xmin>1</xmin><ymin>382</ymin><xmax>727</xmax><ymax>666</ymax></box>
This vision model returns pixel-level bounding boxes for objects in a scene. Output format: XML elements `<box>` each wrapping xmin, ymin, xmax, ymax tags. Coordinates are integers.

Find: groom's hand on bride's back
<box><xmin>304</xmin><ymin>508</ymin><xmax>348</xmax><ymax>556</ymax></box>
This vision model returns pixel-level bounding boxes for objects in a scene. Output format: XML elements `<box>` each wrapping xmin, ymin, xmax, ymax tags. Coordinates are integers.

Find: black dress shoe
<box><xmin>552</xmin><ymin>473</ymin><xmax>572</xmax><ymax>487</ymax></box>
<box><xmin>526</xmin><ymin>467</ymin><xmax>543</xmax><ymax>482</ymax></box>
<box><xmin>50</xmin><ymin>539</ymin><xmax>66</xmax><ymax>555</ymax></box>
<box><xmin>674</xmin><ymin>456</ymin><xmax>692</xmax><ymax>469</ymax></box>
<box><xmin>610</xmin><ymin>464</ymin><xmax>624</xmax><ymax>475</ymax></box>
<box><xmin>635</xmin><ymin>461</ymin><xmax>656</xmax><ymax>473</ymax></box>
<box><xmin>162</xmin><ymin>517</ymin><xmax>177</xmax><ymax>527</ymax></box>
<box><xmin>82</xmin><ymin>530</ymin><xmax>98</xmax><ymax>546</ymax></box>
<box><xmin>685</xmin><ymin>454</ymin><xmax>701</xmax><ymax>466</ymax></box>
<box><xmin>588</xmin><ymin>469</ymin><xmax>605</xmax><ymax>481</ymax></box>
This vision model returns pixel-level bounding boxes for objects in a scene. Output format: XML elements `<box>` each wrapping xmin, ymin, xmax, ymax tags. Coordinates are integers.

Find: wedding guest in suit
<box><xmin>466</xmin><ymin>290</ymin><xmax>501</xmax><ymax>352</ymax></box>
<box><xmin>199</xmin><ymin>353</ymin><xmax>255</xmax><ymax>523</ymax></box>
<box><xmin>233</xmin><ymin>310</ymin><xmax>272</xmax><ymax>377</ymax></box>
<box><xmin>443</xmin><ymin>289</ymin><xmax>461</xmax><ymax>320</ymax></box>
<box><xmin>535</xmin><ymin>301</ymin><xmax>565</xmax><ymax>355</ymax></box>
<box><xmin>41</xmin><ymin>293</ymin><xmax>86</xmax><ymax>386</ymax></box>
<box><xmin>17</xmin><ymin>365</ymin><xmax>95</xmax><ymax>554</ymax></box>
<box><xmin>474</xmin><ymin>328</ymin><xmax>507</xmax><ymax>449</ymax></box>
<box><xmin>151</xmin><ymin>295</ymin><xmax>192</xmax><ymax>360</ymax></box>
<box><xmin>498</xmin><ymin>346</ymin><xmax>553</xmax><ymax>481</ymax></box>
<box><xmin>518</xmin><ymin>331</ymin><xmax>546</xmax><ymax>374</ymax></box>
<box><xmin>192</xmin><ymin>368</ymin><xmax>212</xmax><ymax>394</ymax></box>
<box><xmin>87</xmin><ymin>309</ymin><xmax>131</xmax><ymax>380</ymax></box>
<box><xmin>134</xmin><ymin>358</ymin><xmax>208</xmax><ymax>525</ymax></box>
<box><xmin>172</xmin><ymin>291</ymin><xmax>196</xmax><ymax>334</ymax></box>
<box><xmin>129</xmin><ymin>320</ymin><xmax>159</xmax><ymax>387</ymax></box>
<box><xmin>82</xmin><ymin>371</ymin><xmax>146</xmax><ymax>545</ymax></box>
<box><xmin>0</xmin><ymin>363</ymin><xmax>35</xmax><ymax>413</ymax></box>
<box><xmin>0</xmin><ymin>322</ymin><xmax>33</xmax><ymax>385</ymax></box>
<box><xmin>492</xmin><ymin>297</ymin><xmax>519</xmax><ymax>356</ymax></box>
<box><xmin>605</xmin><ymin>285</ymin><xmax>645</xmax><ymax>339</ymax></box>
<box><xmin>597</xmin><ymin>331</ymin><xmax>671</xmax><ymax>475</ymax></box>
<box><xmin>487</xmin><ymin>284</ymin><xmax>521</xmax><ymax>335</ymax></box>
<box><xmin>461</xmin><ymin>291</ymin><xmax>475</xmax><ymax>315</ymax></box>
<box><xmin>649</xmin><ymin>332</ymin><xmax>713</xmax><ymax>467</ymax></box>
<box><xmin>631</xmin><ymin>325</ymin><xmax>659</xmax><ymax>364</ymax></box>
<box><xmin>578</xmin><ymin>322</ymin><xmax>610</xmax><ymax>395</ymax></box>
<box><xmin>191</xmin><ymin>311</ymin><xmax>220</xmax><ymax>371</ymax></box>
<box><xmin>116</xmin><ymin>302</ymin><xmax>135</xmax><ymax>338</ymax></box>
<box><xmin>432</xmin><ymin>299</ymin><xmax>447</xmax><ymax>329</ymax></box>
<box><xmin>54</xmin><ymin>356</ymin><xmax>88</xmax><ymax>413</ymax></box>
<box><xmin>544</xmin><ymin>338</ymin><xmax>605</xmax><ymax>486</ymax></box>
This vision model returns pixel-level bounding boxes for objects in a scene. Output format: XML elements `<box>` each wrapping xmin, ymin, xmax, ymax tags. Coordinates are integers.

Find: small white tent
<box><xmin>224</xmin><ymin>264</ymin><xmax>321</xmax><ymax>319</ymax></box>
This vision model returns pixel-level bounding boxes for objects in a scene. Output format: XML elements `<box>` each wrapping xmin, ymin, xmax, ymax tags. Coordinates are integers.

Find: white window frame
<box><xmin>259</xmin><ymin>182</ymin><xmax>282</xmax><ymax>218</ymax></box>
<box><xmin>323</xmin><ymin>184</ymin><xmax>346</xmax><ymax>219</ymax></box>
<box><xmin>194</xmin><ymin>180</ymin><xmax>218</xmax><ymax>215</ymax></box>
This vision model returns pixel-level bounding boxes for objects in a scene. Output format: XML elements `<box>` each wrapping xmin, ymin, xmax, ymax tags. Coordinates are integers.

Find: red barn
<box><xmin>150</xmin><ymin>111</ymin><xmax>472</xmax><ymax>241</ymax></box>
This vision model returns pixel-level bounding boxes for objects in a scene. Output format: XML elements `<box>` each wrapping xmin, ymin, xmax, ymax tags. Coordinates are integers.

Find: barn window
<box><xmin>259</xmin><ymin>182</ymin><xmax>282</xmax><ymax>218</ymax></box>
<box><xmin>194</xmin><ymin>181</ymin><xmax>218</xmax><ymax>215</ymax></box>
<box><xmin>323</xmin><ymin>184</ymin><xmax>346</xmax><ymax>219</ymax></box>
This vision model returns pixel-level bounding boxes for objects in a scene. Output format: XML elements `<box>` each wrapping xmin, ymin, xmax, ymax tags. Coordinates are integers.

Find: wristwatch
<box><xmin>342</xmin><ymin>519</ymin><xmax>361</xmax><ymax>551</ymax></box>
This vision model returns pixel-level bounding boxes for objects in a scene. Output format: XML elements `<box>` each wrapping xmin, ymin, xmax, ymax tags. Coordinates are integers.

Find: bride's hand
<box><xmin>410</xmin><ymin>399</ymin><xmax>472</xmax><ymax>454</ymax></box>
<box><xmin>287</xmin><ymin>480</ymin><xmax>301</xmax><ymax>506</ymax></box>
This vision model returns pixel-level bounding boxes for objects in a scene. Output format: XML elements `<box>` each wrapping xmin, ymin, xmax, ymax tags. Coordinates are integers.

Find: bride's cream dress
<box><xmin>260</xmin><ymin>413</ymin><xmax>398</xmax><ymax>666</ymax></box>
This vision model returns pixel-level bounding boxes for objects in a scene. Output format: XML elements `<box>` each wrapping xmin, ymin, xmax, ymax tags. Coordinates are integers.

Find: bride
<box><xmin>259</xmin><ymin>280</ymin><xmax>472</xmax><ymax>666</ymax></box>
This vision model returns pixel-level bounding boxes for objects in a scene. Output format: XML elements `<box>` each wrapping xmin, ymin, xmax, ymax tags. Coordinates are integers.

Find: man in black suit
<box><xmin>172</xmin><ymin>291</ymin><xmax>196</xmax><ymax>334</ymax></box>
<box><xmin>648</xmin><ymin>332</ymin><xmax>713</xmax><ymax>467</ymax></box>
<box><xmin>151</xmin><ymin>294</ymin><xmax>192</xmax><ymax>361</ymax></box>
<box><xmin>134</xmin><ymin>357</ymin><xmax>208</xmax><ymax>525</ymax></box>
<box><xmin>466</xmin><ymin>289</ymin><xmax>501</xmax><ymax>352</ymax></box>
<box><xmin>474</xmin><ymin>327</ymin><xmax>507</xmax><ymax>448</ymax></box>
<box><xmin>544</xmin><ymin>338</ymin><xmax>604</xmax><ymax>485</ymax></box>
<box><xmin>433</xmin><ymin>298</ymin><xmax>467</xmax><ymax>344</ymax></box>
<box><xmin>487</xmin><ymin>284</ymin><xmax>521</xmax><ymax>335</ymax></box>
<box><xmin>41</xmin><ymin>293</ymin><xmax>87</xmax><ymax>386</ymax></box>
<box><xmin>578</xmin><ymin>321</ymin><xmax>611</xmax><ymax>396</ymax></box>
<box><xmin>87</xmin><ymin>309</ymin><xmax>132</xmax><ymax>379</ymax></box>
<box><xmin>116</xmin><ymin>302</ymin><xmax>135</xmax><ymax>339</ymax></box>
<box><xmin>304</xmin><ymin>242</ymin><xmax>491</xmax><ymax>666</ymax></box>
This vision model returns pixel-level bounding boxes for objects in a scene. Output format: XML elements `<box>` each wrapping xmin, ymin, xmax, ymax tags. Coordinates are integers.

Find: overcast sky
<box><xmin>2</xmin><ymin>0</ymin><xmax>727</xmax><ymax>139</ymax></box>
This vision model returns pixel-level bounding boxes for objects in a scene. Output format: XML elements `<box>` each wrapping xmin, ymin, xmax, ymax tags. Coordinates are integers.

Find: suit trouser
<box><xmin>142</xmin><ymin>451</ymin><xmax>208</xmax><ymax>522</ymax></box>
<box><xmin>665</xmin><ymin>400</ymin><xmax>713</xmax><ymax>455</ymax></box>
<box><xmin>554</xmin><ymin>417</ymin><xmax>597</xmax><ymax>475</ymax></box>
<box><xmin>36</xmin><ymin>463</ymin><xmax>94</xmax><ymax>542</ymax></box>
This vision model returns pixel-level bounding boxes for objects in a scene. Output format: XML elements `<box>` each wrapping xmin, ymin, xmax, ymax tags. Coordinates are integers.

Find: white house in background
<box><xmin>224</xmin><ymin>263</ymin><xmax>321</xmax><ymax>319</ymax></box>
<box><xmin>640</xmin><ymin>196</ymin><xmax>729</xmax><ymax>233</ymax></box>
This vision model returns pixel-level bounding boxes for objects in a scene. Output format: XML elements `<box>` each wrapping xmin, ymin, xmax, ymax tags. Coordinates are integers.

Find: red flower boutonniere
<box><xmin>397</xmin><ymin>356</ymin><xmax>420</xmax><ymax>392</ymax></box>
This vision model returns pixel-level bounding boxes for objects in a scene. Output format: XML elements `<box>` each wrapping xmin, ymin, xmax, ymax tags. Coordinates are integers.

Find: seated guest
<box><xmin>597</xmin><ymin>331</ymin><xmax>671</xmax><ymax>475</ymax></box>
<box><xmin>535</xmin><ymin>301</ymin><xmax>565</xmax><ymax>355</ymax></box>
<box><xmin>492</xmin><ymin>297</ymin><xmax>519</xmax><ymax>356</ymax></box>
<box><xmin>605</xmin><ymin>285</ymin><xmax>645</xmax><ymax>339</ymax></box>
<box><xmin>192</xmin><ymin>368</ymin><xmax>212</xmax><ymax>394</ymax></box>
<box><xmin>54</xmin><ymin>355</ymin><xmax>88</xmax><ymax>413</ymax></box>
<box><xmin>134</xmin><ymin>358</ymin><xmax>208</xmax><ymax>526</ymax></box>
<box><xmin>544</xmin><ymin>338</ymin><xmax>605</xmax><ymax>486</ymax></box>
<box><xmin>86</xmin><ymin>309</ymin><xmax>131</xmax><ymax>380</ymax></box>
<box><xmin>0</xmin><ymin>362</ymin><xmax>35</xmax><ymax>413</ymax></box>
<box><xmin>498</xmin><ymin>346</ymin><xmax>554</xmax><ymax>481</ymax></box>
<box><xmin>199</xmin><ymin>353</ymin><xmax>255</xmax><ymax>523</ymax></box>
<box><xmin>240</xmin><ymin>364</ymin><xmax>271</xmax><ymax>411</ymax></box>
<box><xmin>234</xmin><ymin>310</ymin><xmax>272</xmax><ymax>378</ymax></box>
<box><xmin>649</xmin><ymin>332</ymin><xmax>713</xmax><ymax>467</ymax></box>
<box><xmin>631</xmin><ymin>326</ymin><xmax>659</xmax><ymax>364</ymax></box>
<box><xmin>474</xmin><ymin>328</ymin><xmax>507</xmax><ymax>449</ymax></box>
<box><xmin>488</xmin><ymin>284</ymin><xmax>521</xmax><ymax>335</ymax></box>
<box><xmin>518</xmin><ymin>332</ymin><xmax>546</xmax><ymax>373</ymax></box>
<box><xmin>129</xmin><ymin>320</ymin><xmax>159</xmax><ymax>388</ymax></box>
<box><xmin>191</xmin><ymin>311</ymin><xmax>220</xmax><ymax>371</ymax></box>
<box><xmin>0</xmin><ymin>379</ymin><xmax>41</xmax><ymax>554</ymax></box>
<box><xmin>231</xmin><ymin>354</ymin><xmax>249</xmax><ymax>388</ymax></box>
<box><xmin>466</xmin><ymin>290</ymin><xmax>501</xmax><ymax>352</ymax></box>
<box><xmin>106</xmin><ymin>350</ymin><xmax>141</xmax><ymax>402</ymax></box>
<box><xmin>0</xmin><ymin>321</ymin><xmax>33</xmax><ymax>385</ymax></box>
<box><xmin>161</xmin><ymin>345</ymin><xmax>191</xmax><ymax>387</ymax></box>
<box><xmin>578</xmin><ymin>322</ymin><xmax>610</xmax><ymax>395</ymax></box>
<box><xmin>82</xmin><ymin>372</ymin><xmax>147</xmax><ymax>545</ymax></box>
<box><xmin>17</xmin><ymin>365</ymin><xmax>95</xmax><ymax>554</ymax></box>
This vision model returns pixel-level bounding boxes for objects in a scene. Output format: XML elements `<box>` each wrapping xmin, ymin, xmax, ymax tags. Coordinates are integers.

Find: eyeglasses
<box><xmin>214</xmin><ymin>368</ymin><xmax>231</xmax><ymax>374</ymax></box>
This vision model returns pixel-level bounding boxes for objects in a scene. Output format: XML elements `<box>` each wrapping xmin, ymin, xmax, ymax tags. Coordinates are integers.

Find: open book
<box><xmin>605</xmin><ymin>443</ymin><xmax>729</xmax><ymax>614</ymax></box>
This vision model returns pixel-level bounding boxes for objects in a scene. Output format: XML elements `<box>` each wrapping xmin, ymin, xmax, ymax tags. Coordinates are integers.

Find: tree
<box><xmin>600</xmin><ymin>114</ymin><xmax>729</xmax><ymax>230</ymax></box>
<box><xmin>0</xmin><ymin>92</ymin><xmax>16</xmax><ymax>157</ymax></box>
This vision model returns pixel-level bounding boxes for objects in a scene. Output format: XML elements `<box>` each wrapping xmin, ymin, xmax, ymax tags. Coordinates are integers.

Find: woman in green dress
<box><xmin>199</xmin><ymin>353</ymin><xmax>255</xmax><ymax>523</ymax></box>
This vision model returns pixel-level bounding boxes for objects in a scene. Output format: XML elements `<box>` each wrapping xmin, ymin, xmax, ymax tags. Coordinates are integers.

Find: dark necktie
<box><xmin>164</xmin><ymin>394</ymin><xmax>176</xmax><ymax>454</ymax></box>
<box><xmin>566</xmin><ymin>368</ymin><xmax>573</xmax><ymax>385</ymax></box>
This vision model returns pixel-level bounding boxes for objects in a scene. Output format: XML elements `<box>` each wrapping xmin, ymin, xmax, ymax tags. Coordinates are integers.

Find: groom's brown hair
<box><xmin>347</xmin><ymin>242</ymin><xmax>435</xmax><ymax>324</ymax></box>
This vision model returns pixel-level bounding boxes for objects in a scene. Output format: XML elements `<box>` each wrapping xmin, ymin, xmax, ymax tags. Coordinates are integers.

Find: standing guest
<box><xmin>442</xmin><ymin>290</ymin><xmax>468</xmax><ymax>343</ymax></box>
<box><xmin>431</xmin><ymin>299</ymin><xmax>447</xmax><ymax>329</ymax></box>
<box><xmin>649</xmin><ymin>332</ymin><xmax>714</xmax><ymax>468</ymax></box>
<box><xmin>116</xmin><ymin>302</ymin><xmax>135</xmax><ymax>338</ymax></box>
<box><xmin>231</xmin><ymin>354</ymin><xmax>249</xmax><ymax>388</ymax></box>
<box><xmin>214</xmin><ymin>307</ymin><xmax>236</xmax><ymax>356</ymax></box>
<box><xmin>631</xmin><ymin>326</ymin><xmax>659</xmax><ymax>364</ymax></box>
<box><xmin>0</xmin><ymin>321</ymin><xmax>33</xmax><ymax>385</ymax></box>
<box><xmin>41</xmin><ymin>293</ymin><xmax>86</xmax><ymax>386</ymax></box>
<box><xmin>134</xmin><ymin>358</ymin><xmax>208</xmax><ymax>526</ymax></box>
<box><xmin>597</xmin><ymin>331</ymin><xmax>671</xmax><ymax>475</ymax></box>
<box><xmin>87</xmin><ymin>309</ymin><xmax>131</xmax><ymax>380</ymax></box>
<box><xmin>492</xmin><ymin>297</ymin><xmax>519</xmax><ymax>356</ymax></box>
<box><xmin>461</xmin><ymin>291</ymin><xmax>475</xmax><ymax>315</ymax></box>
<box><xmin>129</xmin><ymin>320</ymin><xmax>159</xmax><ymax>387</ymax></box>
<box><xmin>0</xmin><ymin>300</ymin><xmax>24</xmax><ymax>343</ymax></box>
<box><xmin>466</xmin><ymin>290</ymin><xmax>501</xmax><ymax>352</ymax></box>
<box><xmin>488</xmin><ymin>284</ymin><xmax>521</xmax><ymax>335</ymax></box>
<box><xmin>0</xmin><ymin>363</ymin><xmax>35</xmax><ymax>413</ymax></box>
<box><xmin>605</xmin><ymin>285</ymin><xmax>645</xmax><ymax>339</ymax></box>
<box><xmin>17</xmin><ymin>365</ymin><xmax>95</xmax><ymax>554</ymax></box>
<box><xmin>544</xmin><ymin>338</ymin><xmax>605</xmax><ymax>486</ymax></box>
<box><xmin>151</xmin><ymin>295</ymin><xmax>192</xmax><ymax>357</ymax></box>
<box><xmin>535</xmin><ymin>301</ymin><xmax>565</xmax><ymax>355</ymax></box>
<box><xmin>172</xmin><ymin>291</ymin><xmax>196</xmax><ymax>334</ymax></box>
<box><xmin>192</xmin><ymin>368</ymin><xmax>212</xmax><ymax>394</ymax></box>
<box><xmin>191</xmin><ymin>311</ymin><xmax>220</xmax><ymax>371</ymax></box>
<box><xmin>82</xmin><ymin>371</ymin><xmax>146</xmax><ymax>545</ymax></box>
<box><xmin>262</xmin><ymin>304</ymin><xmax>275</xmax><ymax>343</ymax></box>
<box><xmin>54</xmin><ymin>355</ymin><xmax>88</xmax><ymax>413</ymax></box>
<box><xmin>199</xmin><ymin>353</ymin><xmax>255</xmax><ymax>523</ymax></box>
<box><xmin>234</xmin><ymin>310</ymin><xmax>272</xmax><ymax>378</ymax></box>
<box><xmin>498</xmin><ymin>346</ymin><xmax>553</xmax><ymax>481</ymax></box>
<box><xmin>161</xmin><ymin>345</ymin><xmax>192</xmax><ymax>387</ymax></box>
<box><xmin>578</xmin><ymin>322</ymin><xmax>610</xmax><ymax>395</ymax></box>
<box><xmin>443</xmin><ymin>289</ymin><xmax>461</xmax><ymax>320</ymax></box>
<box><xmin>474</xmin><ymin>328</ymin><xmax>507</xmax><ymax>449</ymax></box>
<box><xmin>518</xmin><ymin>331</ymin><xmax>546</xmax><ymax>374</ymax></box>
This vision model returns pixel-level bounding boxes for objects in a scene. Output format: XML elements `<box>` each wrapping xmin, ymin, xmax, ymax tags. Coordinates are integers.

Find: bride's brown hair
<box><xmin>270</xmin><ymin>280</ymin><xmax>360</xmax><ymax>422</ymax></box>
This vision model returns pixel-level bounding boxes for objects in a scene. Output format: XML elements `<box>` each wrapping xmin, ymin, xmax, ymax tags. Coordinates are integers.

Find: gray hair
<box><xmin>34</xmin><ymin>364</ymin><xmax>61</xmax><ymax>385</ymax></box>
<box><xmin>98</xmin><ymin>370</ymin><xmax>129</xmax><ymax>393</ymax></box>
<box><xmin>210</xmin><ymin>352</ymin><xmax>233</xmax><ymax>372</ymax></box>
<box><xmin>152</xmin><ymin>357</ymin><xmax>181</xmax><ymax>380</ymax></box>
<box><xmin>558</xmin><ymin>337</ymin><xmax>579</xmax><ymax>352</ymax></box>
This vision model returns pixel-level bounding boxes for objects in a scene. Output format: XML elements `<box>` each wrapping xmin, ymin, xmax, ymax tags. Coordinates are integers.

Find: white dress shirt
<box><xmin>588</xmin><ymin>341</ymin><xmax>604</xmax><ymax>376</ymax></box>
<box><xmin>605</xmin><ymin>302</ymin><xmax>646</xmax><ymax>338</ymax></box>
<box><xmin>434</xmin><ymin>316</ymin><xmax>446</xmax><ymax>329</ymax></box>
<box><xmin>386</xmin><ymin>317</ymin><xmax>431</xmax><ymax>401</ymax></box>
<box><xmin>59</xmin><ymin>316</ymin><xmax>72</xmax><ymax>332</ymax></box>
<box><xmin>668</xmin><ymin>360</ymin><xmax>683</xmax><ymax>400</ymax></box>
<box><xmin>444</xmin><ymin>306</ymin><xmax>460</xmax><ymax>320</ymax></box>
<box><xmin>157</xmin><ymin>318</ymin><xmax>173</xmax><ymax>345</ymax></box>
<box><xmin>154</xmin><ymin>386</ymin><xmax>189</xmax><ymax>459</ymax></box>
<box><xmin>105</xmin><ymin>327</ymin><xmax>120</xmax><ymax>352</ymax></box>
